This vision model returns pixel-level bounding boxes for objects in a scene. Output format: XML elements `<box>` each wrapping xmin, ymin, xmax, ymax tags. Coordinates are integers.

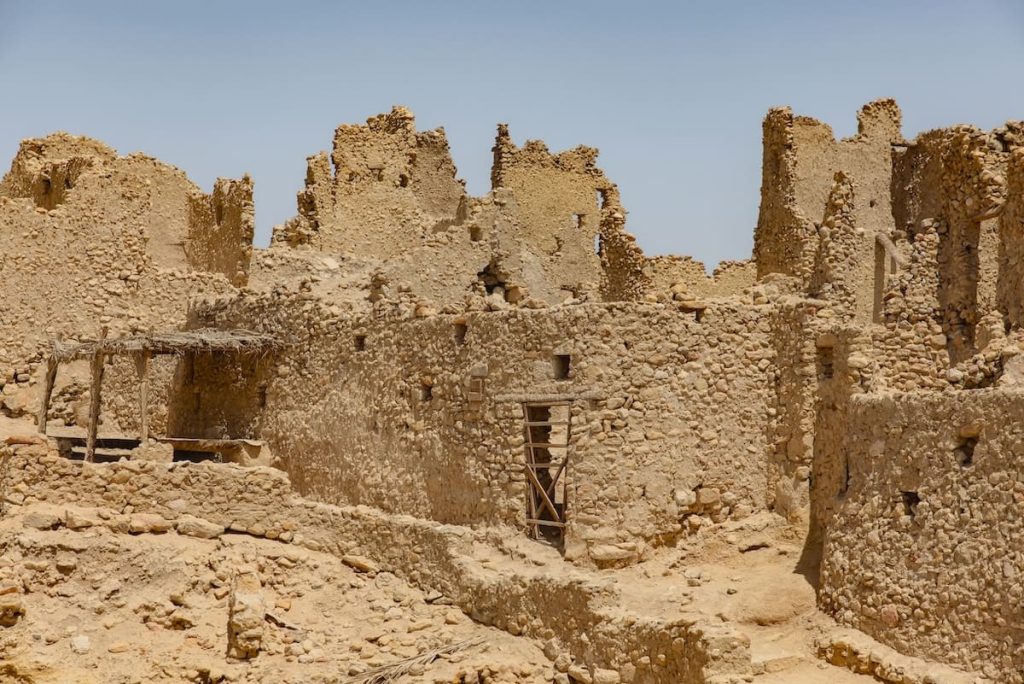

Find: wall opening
<box><xmin>572</xmin><ymin>213</ymin><xmax>584</xmax><ymax>230</ymax></box>
<box><xmin>453</xmin><ymin>322</ymin><xmax>468</xmax><ymax>345</ymax></box>
<box><xmin>354</xmin><ymin>335</ymin><xmax>367</xmax><ymax>352</ymax></box>
<box><xmin>873</xmin><ymin>236</ymin><xmax>897</xmax><ymax>323</ymax></box>
<box><xmin>468</xmin><ymin>224</ymin><xmax>482</xmax><ymax>242</ymax></box>
<box><xmin>553</xmin><ymin>354</ymin><xmax>571</xmax><ymax>380</ymax></box>
<box><xmin>593</xmin><ymin>234</ymin><xmax>601</xmax><ymax>255</ymax></box>
<box><xmin>522</xmin><ymin>402</ymin><xmax>571</xmax><ymax>548</ymax></box>
<box><xmin>900</xmin><ymin>490</ymin><xmax>921</xmax><ymax>518</ymax></box>
<box><xmin>816</xmin><ymin>345</ymin><xmax>834</xmax><ymax>381</ymax></box>
<box><xmin>419</xmin><ymin>382</ymin><xmax>433</xmax><ymax>402</ymax></box>
<box><xmin>954</xmin><ymin>435</ymin><xmax>977</xmax><ymax>467</ymax></box>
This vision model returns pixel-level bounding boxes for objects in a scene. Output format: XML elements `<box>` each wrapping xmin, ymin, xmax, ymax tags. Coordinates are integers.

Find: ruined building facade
<box><xmin>2</xmin><ymin>100</ymin><xmax>1023</xmax><ymax>682</ymax></box>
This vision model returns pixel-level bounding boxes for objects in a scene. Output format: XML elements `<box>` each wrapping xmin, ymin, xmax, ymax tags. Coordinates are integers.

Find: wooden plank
<box><xmin>523</xmin><ymin>464</ymin><xmax>561</xmax><ymax>521</ymax></box>
<box><xmin>523</xmin><ymin>420</ymin><xmax>570</xmax><ymax>427</ymax></box>
<box><xmin>85</xmin><ymin>328</ymin><xmax>108</xmax><ymax>464</ymax></box>
<box><xmin>36</xmin><ymin>357</ymin><xmax>59</xmax><ymax>434</ymax></box>
<box><xmin>525</xmin><ymin>519</ymin><xmax>566</xmax><ymax>528</ymax></box>
<box><xmin>136</xmin><ymin>351</ymin><xmax>150</xmax><ymax>442</ymax></box>
<box><xmin>522</xmin><ymin>418</ymin><xmax>537</xmax><ymax>538</ymax></box>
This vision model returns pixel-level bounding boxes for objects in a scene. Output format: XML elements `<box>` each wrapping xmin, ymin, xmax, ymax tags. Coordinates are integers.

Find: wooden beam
<box><xmin>85</xmin><ymin>327</ymin><xmax>108</xmax><ymax>464</ymax></box>
<box><xmin>37</xmin><ymin>356</ymin><xmax>59</xmax><ymax>434</ymax></box>
<box><xmin>136</xmin><ymin>351</ymin><xmax>150</xmax><ymax>442</ymax></box>
<box><xmin>523</xmin><ymin>464</ymin><xmax>561</xmax><ymax>522</ymax></box>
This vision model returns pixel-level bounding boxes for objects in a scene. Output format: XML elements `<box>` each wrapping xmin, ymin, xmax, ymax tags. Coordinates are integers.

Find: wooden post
<box><xmin>136</xmin><ymin>351</ymin><xmax>150</xmax><ymax>442</ymax></box>
<box><xmin>37</xmin><ymin>356</ymin><xmax>59</xmax><ymax>434</ymax></box>
<box><xmin>85</xmin><ymin>328</ymin><xmax>108</xmax><ymax>464</ymax></box>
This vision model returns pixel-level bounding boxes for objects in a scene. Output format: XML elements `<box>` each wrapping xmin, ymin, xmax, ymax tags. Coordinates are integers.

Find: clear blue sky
<box><xmin>2</xmin><ymin>1</ymin><xmax>1023</xmax><ymax>269</ymax></box>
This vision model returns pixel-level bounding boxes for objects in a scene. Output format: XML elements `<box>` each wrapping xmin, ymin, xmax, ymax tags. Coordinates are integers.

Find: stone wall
<box><xmin>819</xmin><ymin>389</ymin><xmax>1024</xmax><ymax>682</ymax></box>
<box><xmin>754</xmin><ymin>100</ymin><xmax>902</xmax><ymax>324</ymax></box>
<box><xmin>270</xmin><ymin>108</ymin><xmax>650</xmax><ymax>307</ymax></box>
<box><xmin>0</xmin><ymin>134</ymin><xmax>244</xmax><ymax>422</ymax></box>
<box><xmin>644</xmin><ymin>256</ymin><xmax>756</xmax><ymax>301</ymax></box>
<box><xmin>190</xmin><ymin>291</ymin><xmax>780</xmax><ymax>566</ymax></box>
<box><xmin>2</xmin><ymin>447</ymin><xmax>753</xmax><ymax>684</ymax></box>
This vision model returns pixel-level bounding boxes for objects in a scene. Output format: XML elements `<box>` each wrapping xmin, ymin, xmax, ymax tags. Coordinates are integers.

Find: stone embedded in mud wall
<box><xmin>0</xmin><ymin>586</ymin><xmax>25</xmax><ymax>627</ymax></box>
<box><xmin>227</xmin><ymin>568</ymin><xmax>265</xmax><ymax>659</ymax></box>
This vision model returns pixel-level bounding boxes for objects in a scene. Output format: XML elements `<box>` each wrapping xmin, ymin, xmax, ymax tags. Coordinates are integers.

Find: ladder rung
<box><xmin>526</xmin><ymin>518</ymin><xmax>566</xmax><ymax>528</ymax></box>
<box><xmin>524</xmin><ymin>462</ymin><xmax>567</xmax><ymax>469</ymax></box>
<box><xmin>524</xmin><ymin>421</ymin><xmax>569</xmax><ymax>427</ymax></box>
<box><xmin>525</xmin><ymin>442</ymin><xmax>567</xmax><ymax>449</ymax></box>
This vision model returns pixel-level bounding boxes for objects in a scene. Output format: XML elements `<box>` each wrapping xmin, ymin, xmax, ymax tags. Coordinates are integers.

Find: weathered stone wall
<box><xmin>271</xmin><ymin>108</ymin><xmax>652</xmax><ymax>307</ymax></box>
<box><xmin>0</xmin><ymin>135</ymin><xmax>244</xmax><ymax>423</ymax></box>
<box><xmin>3</xmin><ymin>447</ymin><xmax>753</xmax><ymax>684</ymax></box>
<box><xmin>644</xmin><ymin>256</ymin><xmax>756</xmax><ymax>301</ymax></box>
<box><xmin>191</xmin><ymin>291</ymin><xmax>778</xmax><ymax>566</ymax></box>
<box><xmin>820</xmin><ymin>389</ymin><xmax>1024</xmax><ymax>682</ymax></box>
<box><xmin>891</xmin><ymin>124</ymin><xmax>1020</xmax><ymax>363</ymax></box>
<box><xmin>755</xmin><ymin>100</ymin><xmax>902</xmax><ymax>323</ymax></box>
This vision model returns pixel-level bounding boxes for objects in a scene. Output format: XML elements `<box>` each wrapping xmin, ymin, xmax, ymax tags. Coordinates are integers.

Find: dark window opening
<box><xmin>399</xmin><ymin>174</ymin><xmax>409</xmax><ymax>188</ymax></box>
<box><xmin>469</xmin><ymin>225</ymin><xmax>483</xmax><ymax>242</ymax></box>
<box><xmin>694</xmin><ymin>309</ymin><xmax>704</xmax><ymax>323</ymax></box>
<box><xmin>572</xmin><ymin>213</ymin><xmax>584</xmax><ymax>229</ymax></box>
<box><xmin>817</xmin><ymin>346</ymin><xmax>834</xmax><ymax>381</ymax></box>
<box><xmin>900</xmin><ymin>490</ymin><xmax>921</xmax><ymax>518</ymax></box>
<box><xmin>477</xmin><ymin>260</ymin><xmax>507</xmax><ymax>295</ymax></box>
<box><xmin>354</xmin><ymin>335</ymin><xmax>367</xmax><ymax>352</ymax></box>
<box><xmin>553</xmin><ymin>354</ymin><xmax>571</xmax><ymax>380</ymax></box>
<box><xmin>955</xmin><ymin>436</ymin><xmax>977</xmax><ymax>467</ymax></box>
<box><xmin>174</xmin><ymin>449</ymin><xmax>221</xmax><ymax>463</ymax></box>
<box><xmin>419</xmin><ymin>383</ymin><xmax>433</xmax><ymax>402</ymax></box>
<box><xmin>454</xmin><ymin>322</ymin><xmax>468</xmax><ymax>345</ymax></box>
<box><xmin>257</xmin><ymin>384</ymin><xmax>268</xmax><ymax>408</ymax></box>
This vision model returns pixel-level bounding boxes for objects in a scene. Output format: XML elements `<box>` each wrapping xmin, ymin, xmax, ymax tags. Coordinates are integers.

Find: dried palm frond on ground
<box><xmin>343</xmin><ymin>637</ymin><xmax>487</xmax><ymax>684</ymax></box>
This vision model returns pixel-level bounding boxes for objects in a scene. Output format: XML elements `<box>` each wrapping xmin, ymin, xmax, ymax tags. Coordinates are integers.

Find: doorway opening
<box><xmin>522</xmin><ymin>402</ymin><xmax>572</xmax><ymax>546</ymax></box>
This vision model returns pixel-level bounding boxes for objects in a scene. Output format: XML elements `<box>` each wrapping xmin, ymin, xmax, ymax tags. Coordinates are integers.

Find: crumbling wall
<box><xmin>998</xmin><ymin>146</ymin><xmax>1024</xmax><ymax>327</ymax></box>
<box><xmin>489</xmin><ymin>126</ymin><xmax>611</xmax><ymax>302</ymax></box>
<box><xmin>271</xmin><ymin>109</ymin><xmax>652</xmax><ymax>306</ymax></box>
<box><xmin>820</xmin><ymin>389</ymin><xmax>1024</xmax><ymax>682</ymax></box>
<box><xmin>754</xmin><ymin>100</ymin><xmax>902</xmax><ymax>322</ymax></box>
<box><xmin>193</xmin><ymin>291</ymin><xmax>777</xmax><ymax>567</ymax></box>
<box><xmin>274</xmin><ymin>107</ymin><xmax>466</xmax><ymax>258</ymax></box>
<box><xmin>891</xmin><ymin>124</ymin><xmax>1021</xmax><ymax>362</ymax></box>
<box><xmin>0</xmin><ymin>134</ymin><xmax>246</xmax><ymax>429</ymax></box>
<box><xmin>185</xmin><ymin>175</ymin><xmax>255</xmax><ymax>287</ymax></box>
<box><xmin>644</xmin><ymin>256</ymin><xmax>756</xmax><ymax>301</ymax></box>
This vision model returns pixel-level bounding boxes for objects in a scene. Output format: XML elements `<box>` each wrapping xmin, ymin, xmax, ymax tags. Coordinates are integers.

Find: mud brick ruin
<box><xmin>0</xmin><ymin>100</ymin><xmax>1021</xmax><ymax>683</ymax></box>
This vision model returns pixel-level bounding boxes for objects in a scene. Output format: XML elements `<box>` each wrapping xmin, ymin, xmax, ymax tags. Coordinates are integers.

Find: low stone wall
<box><xmin>2</xmin><ymin>447</ymin><xmax>752</xmax><ymax>684</ymax></box>
<box><xmin>820</xmin><ymin>389</ymin><xmax>1024</xmax><ymax>682</ymax></box>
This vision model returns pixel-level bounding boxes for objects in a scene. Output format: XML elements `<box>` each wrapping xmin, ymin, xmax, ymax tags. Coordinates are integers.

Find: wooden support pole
<box><xmin>37</xmin><ymin>356</ymin><xmax>59</xmax><ymax>434</ymax></box>
<box><xmin>137</xmin><ymin>351</ymin><xmax>150</xmax><ymax>442</ymax></box>
<box><xmin>85</xmin><ymin>328</ymin><xmax>108</xmax><ymax>464</ymax></box>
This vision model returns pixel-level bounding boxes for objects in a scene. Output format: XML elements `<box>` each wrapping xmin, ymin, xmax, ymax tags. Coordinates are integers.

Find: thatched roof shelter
<box><xmin>39</xmin><ymin>328</ymin><xmax>281</xmax><ymax>461</ymax></box>
<box><xmin>51</xmin><ymin>328</ymin><xmax>280</xmax><ymax>362</ymax></box>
